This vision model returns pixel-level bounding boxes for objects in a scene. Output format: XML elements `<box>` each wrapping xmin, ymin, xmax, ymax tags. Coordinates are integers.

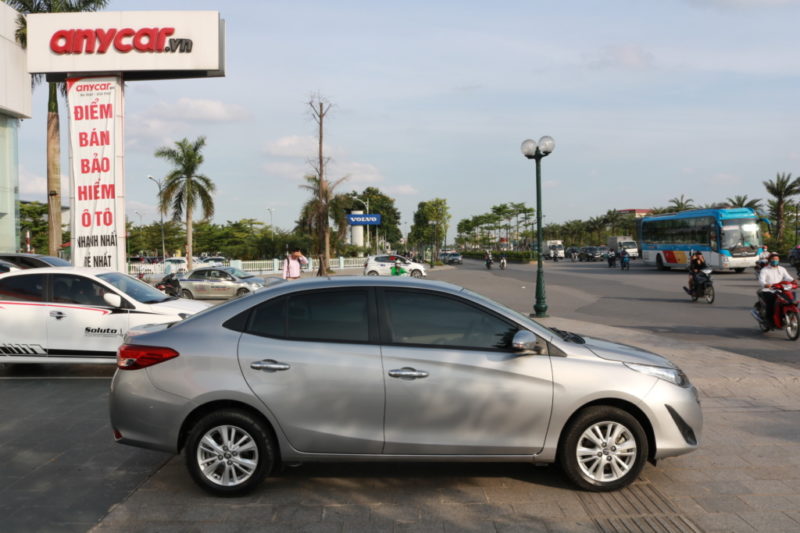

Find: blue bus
<box><xmin>639</xmin><ymin>208</ymin><xmax>766</xmax><ymax>272</ymax></box>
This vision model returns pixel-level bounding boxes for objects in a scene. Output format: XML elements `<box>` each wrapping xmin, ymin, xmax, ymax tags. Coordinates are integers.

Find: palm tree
<box><xmin>763</xmin><ymin>173</ymin><xmax>800</xmax><ymax>243</ymax></box>
<box><xmin>725</xmin><ymin>195</ymin><xmax>762</xmax><ymax>211</ymax></box>
<box><xmin>298</xmin><ymin>174</ymin><xmax>348</xmax><ymax>273</ymax></box>
<box><xmin>154</xmin><ymin>137</ymin><xmax>215</xmax><ymax>270</ymax></box>
<box><xmin>8</xmin><ymin>0</ymin><xmax>110</xmax><ymax>255</ymax></box>
<box><xmin>668</xmin><ymin>194</ymin><xmax>695</xmax><ymax>212</ymax></box>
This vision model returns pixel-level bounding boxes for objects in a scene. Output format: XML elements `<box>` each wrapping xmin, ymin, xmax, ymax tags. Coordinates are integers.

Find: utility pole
<box><xmin>310</xmin><ymin>97</ymin><xmax>332</xmax><ymax>276</ymax></box>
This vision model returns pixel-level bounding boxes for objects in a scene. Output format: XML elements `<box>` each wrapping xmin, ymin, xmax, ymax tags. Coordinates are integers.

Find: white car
<box><xmin>364</xmin><ymin>255</ymin><xmax>426</xmax><ymax>278</ymax></box>
<box><xmin>164</xmin><ymin>257</ymin><xmax>188</xmax><ymax>273</ymax></box>
<box><xmin>0</xmin><ymin>267</ymin><xmax>210</xmax><ymax>363</ymax></box>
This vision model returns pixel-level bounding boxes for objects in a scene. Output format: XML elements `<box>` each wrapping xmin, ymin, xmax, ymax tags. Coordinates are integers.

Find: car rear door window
<box><xmin>382</xmin><ymin>290</ymin><xmax>517</xmax><ymax>350</ymax></box>
<box><xmin>287</xmin><ymin>290</ymin><xmax>369</xmax><ymax>343</ymax></box>
<box><xmin>247</xmin><ymin>296</ymin><xmax>286</xmax><ymax>338</ymax></box>
<box><xmin>0</xmin><ymin>274</ymin><xmax>45</xmax><ymax>301</ymax></box>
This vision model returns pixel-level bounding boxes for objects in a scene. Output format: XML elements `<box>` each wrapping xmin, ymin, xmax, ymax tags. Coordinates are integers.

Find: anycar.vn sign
<box><xmin>67</xmin><ymin>76</ymin><xmax>125</xmax><ymax>270</ymax></box>
<box><xmin>27</xmin><ymin>11</ymin><xmax>224</xmax><ymax>80</ymax></box>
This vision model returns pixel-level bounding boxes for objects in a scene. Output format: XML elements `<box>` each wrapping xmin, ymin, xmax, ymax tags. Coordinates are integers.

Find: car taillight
<box><xmin>117</xmin><ymin>344</ymin><xmax>179</xmax><ymax>370</ymax></box>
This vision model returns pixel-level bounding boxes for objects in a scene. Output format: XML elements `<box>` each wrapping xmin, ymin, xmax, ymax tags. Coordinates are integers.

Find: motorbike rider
<box><xmin>484</xmin><ymin>250</ymin><xmax>493</xmax><ymax>266</ymax></box>
<box><xmin>684</xmin><ymin>251</ymin><xmax>707</xmax><ymax>294</ymax></box>
<box><xmin>607</xmin><ymin>248</ymin><xmax>616</xmax><ymax>268</ymax></box>
<box><xmin>499</xmin><ymin>253</ymin><xmax>507</xmax><ymax>269</ymax></box>
<box><xmin>757</xmin><ymin>253</ymin><xmax>794</xmax><ymax>321</ymax></box>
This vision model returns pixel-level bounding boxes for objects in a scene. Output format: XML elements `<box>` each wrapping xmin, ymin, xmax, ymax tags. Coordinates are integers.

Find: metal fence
<box><xmin>128</xmin><ymin>256</ymin><xmax>366</xmax><ymax>280</ymax></box>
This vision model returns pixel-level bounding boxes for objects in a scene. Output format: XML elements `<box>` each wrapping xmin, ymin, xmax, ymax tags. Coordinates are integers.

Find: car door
<box><xmin>210</xmin><ymin>270</ymin><xmax>237</xmax><ymax>298</ymax></box>
<box><xmin>184</xmin><ymin>269</ymin><xmax>209</xmax><ymax>298</ymax></box>
<box><xmin>237</xmin><ymin>288</ymin><xmax>385</xmax><ymax>454</ymax></box>
<box><xmin>45</xmin><ymin>273</ymin><xmax>130</xmax><ymax>358</ymax></box>
<box><xmin>0</xmin><ymin>273</ymin><xmax>48</xmax><ymax>358</ymax></box>
<box><xmin>378</xmin><ymin>288</ymin><xmax>553</xmax><ymax>455</ymax></box>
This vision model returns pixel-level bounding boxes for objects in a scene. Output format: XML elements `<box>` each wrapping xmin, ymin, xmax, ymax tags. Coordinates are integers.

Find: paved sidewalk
<box><xmin>91</xmin><ymin>314</ymin><xmax>800</xmax><ymax>532</ymax></box>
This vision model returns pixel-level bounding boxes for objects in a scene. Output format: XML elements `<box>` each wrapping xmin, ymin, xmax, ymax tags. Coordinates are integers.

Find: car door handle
<box><xmin>49</xmin><ymin>311</ymin><xmax>66</xmax><ymax>320</ymax></box>
<box><xmin>250</xmin><ymin>359</ymin><xmax>291</xmax><ymax>372</ymax></box>
<box><xmin>388</xmin><ymin>367</ymin><xmax>429</xmax><ymax>380</ymax></box>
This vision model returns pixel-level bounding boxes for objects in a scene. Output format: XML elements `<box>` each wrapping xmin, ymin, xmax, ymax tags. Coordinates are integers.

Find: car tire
<box><xmin>734</xmin><ymin>268</ymin><xmax>745</xmax><ymax>273</ymax></box>
<box><xmin>410</xmin><ymin>270</ymin><xmax>423</xmax><ymax>278</ymax></box>
<box><xmin>185</xmin><ymin>409</ymin><xmax>275</xmax><ymax>496</ymax></box>
<box><xmin>559</xmin><ymin>406</ymin><xmax>648</xmax><ymax>492</ymax></box>
<box><xmin>181</xmin><ymin>289</ymin><xmax>194</xmax><ymax>299</ymax></box>
<box><xmin>236</xmin><ymin>288</ymin><xmax>249</xmax><ymax>297</ymax></box>
<box><xmin>367</xmin><ymin>271</ymin><xmax>379</xmax><ymax>276</ymax></box>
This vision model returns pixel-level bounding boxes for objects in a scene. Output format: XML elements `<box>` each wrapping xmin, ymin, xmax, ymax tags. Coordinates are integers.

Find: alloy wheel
<box><xmin>196</xmin><ymin>424</ymin><xmax>259</xmax><ymax>487</ymax></box>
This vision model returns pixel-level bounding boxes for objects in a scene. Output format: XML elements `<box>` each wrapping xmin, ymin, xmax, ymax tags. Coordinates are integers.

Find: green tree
<box><xmin>297</xmin><ymin>174</ymin><xmax>348</xmax><ymax>268</ymax></box>
<box><xmin>409</xmin><ymin>198</ymin><xmax>451</xmax><ymax>260</ymax></box>
<box><xmin>725</xmin><ymin>195</ymin><xmax>762</xmax><ymax>211</ymax></box>
<box><xmin>763</xmin><ymin>172</ymin><xmax>800</xmax><ymax>243</ymax></box>
<box><xmin>7</xmin><ymin>0</ymin><xmax>110</xmax><ymax>255</ymax></box>
<box><xmin>668</xmin><ymin>194</ymin><xmax>695</xmax><ymax>212</ymax></box>
<box><xmin>18</xmin><ymin>201</ymin><xmax>48</xmax><ymax>253</ymax></box>
<box><xmin>154</xmin><ymin>136</ymin><xmax>215</xmax><ymax>270</ymax></box>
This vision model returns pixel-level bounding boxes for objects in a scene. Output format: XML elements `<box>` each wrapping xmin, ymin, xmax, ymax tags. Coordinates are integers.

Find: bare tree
<box><xmin>307</xmin><ymin>95</ymin><xmax>337</xmax><ymax>274</ymax></box>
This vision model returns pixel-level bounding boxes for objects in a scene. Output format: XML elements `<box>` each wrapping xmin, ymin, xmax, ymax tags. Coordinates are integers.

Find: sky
<box><xmin>13</xmin><ymin>0</ymin><xmax>800</xmax><ymax>242</ymax></box>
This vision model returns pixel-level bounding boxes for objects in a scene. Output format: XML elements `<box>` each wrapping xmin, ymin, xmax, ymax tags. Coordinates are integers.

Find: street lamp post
<box><xmin>266</xmin><ymin>208</ymin><xmax>274</xmax><ymax>229</ymax></box>
<box><xmin>521</xmin><ymin>136</ymin><xmax>555</xmax><ymax>318</ymax></box>
<box><xmin>148</xmin><ymin>175</ymin><xmax>167</xmax><ymax>261</ymax></box>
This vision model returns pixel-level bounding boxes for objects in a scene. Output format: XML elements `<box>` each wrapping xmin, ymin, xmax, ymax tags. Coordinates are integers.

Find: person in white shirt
<box><xmin>282</xmin><ymin>248</ymin><xmax>308</xmax><ymax>280</ymax></box>
<box><xmin>757</xmin><ymin>253</ymin><xmax>794</xmax><ymax>321</ymax></box>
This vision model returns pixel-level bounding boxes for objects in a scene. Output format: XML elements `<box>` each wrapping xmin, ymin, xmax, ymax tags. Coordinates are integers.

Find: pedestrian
<box><xmin>282</xmin><ymin>247</ymin><xmax>308</xmax><ymax>280</ymax></box>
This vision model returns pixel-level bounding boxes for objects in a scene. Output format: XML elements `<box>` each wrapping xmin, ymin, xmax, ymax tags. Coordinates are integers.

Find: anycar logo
<box><xmin>85</xmin><ymin>327</ymin><xmax>122</xmax><ymax>337</ymax></box>
<box><xmin>50</xmin><ymin>28</ymin><xmax>193</xmax><ymax>55</ymax></box>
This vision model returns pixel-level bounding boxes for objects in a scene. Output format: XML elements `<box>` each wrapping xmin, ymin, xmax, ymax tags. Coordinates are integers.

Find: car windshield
<box><xmin>621</xmin><ymin>242</ymin><xmax>636</xmax><ymax>248</ymax></box>
<box><xmin>721</xmin><ymin>219</ymin><xmax>761</xmax><ymax>252</ymax></box>
<box><xmin>225</xmin><ymin>267</ymin><xmax>253</xmax><ymax>279</ymax></box>
<box><xmin>97</xmin><ymin>271</ymin><xmax>171</xmax><ymax>304</ymax></box>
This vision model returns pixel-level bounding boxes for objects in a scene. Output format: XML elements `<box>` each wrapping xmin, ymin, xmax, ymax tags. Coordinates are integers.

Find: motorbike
<box><xmin>499</xmin><ymin>257</ymin><xmax>507</xmax><ymax>270</ymax></box>
<box><xmin>686</xmin><ymin>268</ymin><xmax>715</xmax><ymax>304</ymax></box>
<box><xmin>570</xmin><ymin>251</ymin><xmax>578</xmax><ymax>262</ymax></box>
<box><xmin>485</xmin><ymin>257</ymin><xmax>493</xmax><ymax>270</ymax></box>
<box><xmin>155</xmin><ymin>273</ymin><xmax>181</xmax><ymax>297</ymax></box>
<box><xmin>751</xmin><ymin>281</ymin><xmax>799</xmax><ymax>340</ymax></box>
<box><xmin>620</xmin><ymin>254</ymin><xmax>631</xmax><ymax>271</ymax></box>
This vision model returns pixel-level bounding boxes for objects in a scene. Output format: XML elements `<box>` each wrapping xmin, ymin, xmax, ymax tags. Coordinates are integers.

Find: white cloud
<box><xmin>18</xmin><ymin>166</ymin><xmax>69</xmax><ymax>200</ymax></box>
<box><xmin>586</xmin><ymin>44</ymin><xmax>655</xmax><ymax>70</ymax></box>
<box><xmin>385</xmin><ymin>184</ymin><xmax>419</xmax><ymax>195</ymax></box>
<box><xmin>150</xmin><ymin>98</ymin><xmax>249</xmax><ymax>122</ymax></box>
<box><xmin>330</xmin><ymin>161</ymin><xmax>383</xmax><ymax>185</ymax></box>
<box><xmin>264</xmin><ymin>136</ymin><xmax>332</xmax><ymax>158</ymax></box>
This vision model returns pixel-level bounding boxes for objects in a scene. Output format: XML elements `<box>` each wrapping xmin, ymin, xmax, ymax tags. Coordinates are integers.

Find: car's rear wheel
<box><xmin>181</xmin><ymin>289</ymin><xmax>194</xmax><ymax>299</ymax></box>
<box><xmin>185</xmin><ymin>409</ymin><xmax>275</xmax><ymax>496</ymax></box>
<box><xmin>559</xmin><ymin>406</ymin><xmax>648</xmax><ymax>492</ymax></box>
<box><xmin>410</xmin><ymin>270</ymin><xmax>423</xmax><ymax>278</ymax></box>
<box><xmin>367</xmin><ymin>271</ymin><xmax>379</xmax><ymax>276</ymax></box>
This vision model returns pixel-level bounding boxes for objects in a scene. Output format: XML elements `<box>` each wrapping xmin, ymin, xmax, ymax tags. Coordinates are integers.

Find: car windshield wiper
<box><xmin>550</xmin><ymin>327</ymin><xmax>586</xmax><ymax>344</ymax></box>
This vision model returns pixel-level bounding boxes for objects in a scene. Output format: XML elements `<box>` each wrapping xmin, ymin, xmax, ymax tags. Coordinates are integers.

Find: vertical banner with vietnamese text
<box><xmin>67</xmin><ymin>76</ymin><xmax>125</xmax><ymax>271</ymax></box>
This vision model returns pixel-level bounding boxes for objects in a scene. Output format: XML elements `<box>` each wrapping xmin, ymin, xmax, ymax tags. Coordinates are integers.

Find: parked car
<box><xmin>364</xmin><ymin>255</ymin><xmax>426</xmax><ymax>277</ymax></box>
<box><xmin>440</xmin><ymin>252</ymin><xmax>463</xmax><ymax>265</ymax></box>
<box><xmin>201</xmin><ymin>256</ymin><xmax>228</xmax><ymax>266</ymax></box>
<box><xmin>177</xmin><ymin>266</ymin><xmax>265</xmax><ymax>299</ymax></box>
<box><xmin>0</xmin><ymin>267</ymin><xmax>209</xmax><ymax>363</ymax></box>
<box><xmin>578</xmin><ymin>246</ymin><xmax>603</xmax><ymax>262</ymax></box>
<box><xmin>164</xmin><ymin>257</ymin><xmax>189</xmax><ymax>274</ymax></box>
<box><xmin>0</xmin><ymin>253</ymin><xmax>71</xmax><ymax>269</ymax></box>
<box><xmin>110</xmin><ymin>276</ymin><xmax>702</xmax><ymax>496</ymax></box>
<box><xmin>0</xmin><ymin>259</ymin><xmax>20</xmax><ymax>274</ymax></box>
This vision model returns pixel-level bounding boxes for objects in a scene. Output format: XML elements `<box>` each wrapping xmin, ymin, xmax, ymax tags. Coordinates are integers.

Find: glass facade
<box><xmin>0</xmin><ymin>115</ymin><xmax>20</xmax><ymax>252</ymax></box>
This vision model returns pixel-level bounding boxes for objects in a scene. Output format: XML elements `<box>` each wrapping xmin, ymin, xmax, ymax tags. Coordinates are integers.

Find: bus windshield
<box><xmin>720</xmin><ymin>219</ymin><xmax>761</xmax><ymax>253</ymax></box>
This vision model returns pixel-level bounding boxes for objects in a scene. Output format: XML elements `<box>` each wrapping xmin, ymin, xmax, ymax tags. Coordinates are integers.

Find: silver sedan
<box><xmin>109</xmin><ymin>277</ymin><xmax>702</xmax><ymax>496</ymax></box>
<box><xmin>177</xmin><ymin>266</ymin><xmax>265</xmax><ymax>300</ymax></box>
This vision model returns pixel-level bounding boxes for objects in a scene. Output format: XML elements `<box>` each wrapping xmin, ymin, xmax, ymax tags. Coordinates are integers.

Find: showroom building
<box><xmin>0</xmin><ymin>2</ymin><xmax>32</xmax><ymax>252</ymax></box>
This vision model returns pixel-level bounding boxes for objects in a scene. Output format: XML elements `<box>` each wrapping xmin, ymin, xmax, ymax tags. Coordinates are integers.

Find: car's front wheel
<box><xmin>559</xmin><ymin>406</ymin><xmax>648</xmax><ymax>492</ymax></box>
<box><xmin>236</xmin><ymin>288</ymin><xmax>249</xmax><ymax>297</ymax></box>
<box><xmin>367</xmin><ymin>271</ymin><xmax>379</xmax><ymax>276</ymax></box>
<box><xmin>410</xmin><ymin>270</ymin><xmax>423</xmax><ymax>278</ymax></box>
<box><xmin>185</xmin><ymin>409</ymin><xmax>275</xmax><ymax>496</ymax></box>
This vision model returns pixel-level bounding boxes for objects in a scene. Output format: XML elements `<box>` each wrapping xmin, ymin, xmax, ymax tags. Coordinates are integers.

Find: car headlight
<box><xmin>624</xmin><ymin>362</ymin><xmax>689</xmax><ymax>387</ymax></box>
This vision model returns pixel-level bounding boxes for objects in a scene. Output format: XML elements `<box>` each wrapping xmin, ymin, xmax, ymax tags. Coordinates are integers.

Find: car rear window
<box><xmin>0</xmin><ymin>274</ymin><xmax>45</xmax><ymax>301</ymax></box>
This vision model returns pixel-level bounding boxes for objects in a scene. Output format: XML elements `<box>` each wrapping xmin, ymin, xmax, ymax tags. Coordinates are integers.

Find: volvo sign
<box><xmin>347</xmin><ymin>214</ymin><xmax>382</xmax><ymax>226</ymax></box>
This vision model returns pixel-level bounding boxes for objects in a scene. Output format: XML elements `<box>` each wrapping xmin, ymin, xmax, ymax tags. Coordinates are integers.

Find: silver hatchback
<box><xmin>110</xmin><ymin>277</ymin><xmax>702</xmax><ymax>495</ymax></box>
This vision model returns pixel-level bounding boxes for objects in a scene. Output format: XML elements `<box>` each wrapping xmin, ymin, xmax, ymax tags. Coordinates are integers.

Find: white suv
<box><xmin>364</xmin><ymin>255</ymin><xmax>426</xmax><ymax>278</ymax></box>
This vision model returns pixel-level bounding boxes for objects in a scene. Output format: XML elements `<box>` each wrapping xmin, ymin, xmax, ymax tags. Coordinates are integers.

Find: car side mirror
<box><xmin>103</xmin><ymin>292</ymin><xmax>123</xmax><ymax>308</ymax></box>
<box><xmin>512</xmin><ymin>330</ymin><xmax>545</xmax><ymax>354</ymax></box>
